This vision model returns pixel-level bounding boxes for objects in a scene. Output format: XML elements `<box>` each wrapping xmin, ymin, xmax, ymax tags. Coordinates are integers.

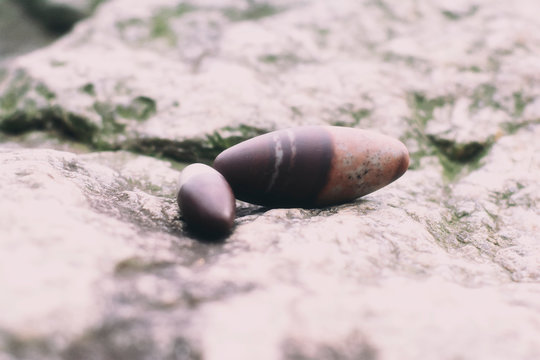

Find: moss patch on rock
<box><xmin>150</xmin><ymin>3</ymin><xmax>197</xmax><ymax>45</ymax></box>
<box><xmin>115</xmin><ymin>96</ymin><xmax>157</xmax><ymax>122</ymax></box>
<box><xmin>0</xmin><ymin>70</ymin><xmax>54</xmax><ymax>134</ymax></box>
<box><xmin>223</xmin><ymin>1</ymin><xmax>283</xmax><ymax>22</ymax></box>
<box><xmin>126</xmin><ymin>124</ymin><xmax>266</xmax><ymax>163</ymax></box>
<box><xmin>405</xmin><ymin>91</ymin><xmax>495</xmax><ymax>181</ymax></box>
<box><xmin>331</xmin><ymin>105</ymin><xmax>372</xmax><ymax>127</ymax></box>
<box><xmin>0</xmin><ymin>69</ymin><xmax>267</xmax><ymax>162</ymax></box>
<box><xmin>115</xmin><ymin>3</ymin><xmax>197</xmax><ymax>46</ymax></box>
<box><xmin>441</xmin><ymin>6</ymin><xmax>478</xmax><ymax>21</ymax></box>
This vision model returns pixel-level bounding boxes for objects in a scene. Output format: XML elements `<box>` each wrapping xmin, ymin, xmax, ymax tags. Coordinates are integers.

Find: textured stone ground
<box><xmin>1</xmin><ymin>0</ymin><xmax>539</xmax><ymax>359</ymax></box>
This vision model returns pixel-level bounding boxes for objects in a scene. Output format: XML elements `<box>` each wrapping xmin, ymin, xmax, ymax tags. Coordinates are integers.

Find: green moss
<box><xmin>90</xmin><ymin>0</ymin><xmax>107</xmax><ymax>11</ymax></box>
<box><xmin>469</xmin><ymin>83</ymin><xmax>501</xmax><ymax>112</ymax></box>
<box><xmin>438</xmin><ymin>153</ymin><xmax>465</xmax><ymax>181</ymax></box>
<box><xmin>258</xmin><ymin>52</ymin><xmax>304</xmax><ymax>70</ymax></box>
<box><xmin>313</xmin><ymin>26</ymin><xmax>330</xmax><ymax>47</ymax></box>
<box><xmin>408</xmin><ymin>92</ymin><xmax>454</xmax><ymax>127</ymax></box>
<box><xmin>0</xmin><ymin>71</ymin><xmax>46</xmax><ymax>134</ymax></box>
<box><xmin>314</xmin><ymin>27</ymin><xmax>330</xmax><ymax>37</ymax></box>
<box><xmin>0</xmin><ymin>111</ymin><xmax>44</xmax><ymax>134</ymax></box>
<box><xmin>418</xmin><ymin>130</ymin><xmax>495</xmax><ymax>182</ymax></box>
<box><xmin>425</xmin><ymin>218</ymin><xmax>457</xmax><ymax>250</ymax></box>
<box><xmin>512</xmin><ymin>91</ymin><xmax>533</xmax><ymax>117</ymax></box>
<box><xmin>151</xmin><ymin>16</ymin><xmax>174</xmax><ymax>44</ymax></box>
<box><xmin>150</xmin><ymin>3</ymin><xmax>196</xmax><ymax>44</ymax></box>
<box><xmin>126</xmin><ymin>124</ymin><xmax>267</xmax><ymax>163</ymax></box>
<box><xmin>486</xmin><ymin>55</ymin><xmax>500</xmax><ymax>72</ymax></box>
<box><xmin>0</xmin><ymin>70</ymin><xmax>32</xmax><ymax>112</ymax></box>
<box><xmin>369</xmin><ymin>0</ymin><xmax>399</xmax><ymax>21</ymax></box>
<box><xmin>427</xmin><ymin>135</ymin><xmax>493</xmax><ymax>163</ymax></box>
<box><xmin>49</xmin><ymin>107</ymin><xmax>98</xmax><ymax>143</ymax></box>
<box><xmin>223</xmin><ymin>1</ymin><xmax>282</xmax><ymax>21</ymax></box>
<box><xmin>502</xmin><ymin>118</ymin><xmax>540</xmax><ymax>134</ymax></box>
<box><xmin>1</xmin><ymin>99</ymin><xmax>98</xmax><ymax>143</ymax></box>
<box><xmin>469</xmin><ymin>85</ymin><xmax>535</xmax><ymax>134</ymax></box>
<box><xmin>35</xmin><ymin>83</ymin><xmax>55</xmax><ymax>101</ymax></box>
<box><xmin>458</xmin><ymin>64</ymin><xmax>483</xmax><ymax>73</ymax></box>
<box><xmin>382</xmin><ymin>52</ymin><xmax>430</xmax><ymax>70</ymax></box>
<box><xmin>127</xmin><ymin>137</ymin><xmax>206</xmax><ymax>163</ymax></box>
<box><xmin>93</xmin><ymin>101</ymin><xmax>125</xmax><ymax>147</ymax></box>
<box><xmin>404</xmin><ymin>91</ymin><xmax>494</xmax><ymax>181</ymax></box>
<box><xmin>441</xmin><ymin>6</ymin><xmax>478</xmax><ymax>20</ymax></box>
<box><xmin>438</xmin><ymin>136</ymin><xmax>493</xmax><ymax>181</ymax></box>
<box><xmin>441</xmin><ymin>11</ymin><xmax>459</xmax><ymax>20</ymax></box>
<box><xmin>116</xmin><ymin>96</ymin><xmax>157</xmax><ymax>121</ymax></box>
<box><xmin>331</xmin><ymin>106</ymin><xmax>372</xmax><ymax>127</ymax></box>
<box><xmin>115</xmin><ymin>17</ymin><xmax>145</xmax><ymax>36</ymax></box>
<box><xmin>80</xmin><ymin>83</ymin><xmax>96</xmax><ymax>96</ymax></box>
<box><xmin>259</xmin><ymin>53</ymin><xmax>299</xmax><ymax>64</ymax></box>
<box><xmin>205</xmin><ymin>124</ymin><xmax>266</xmax><ymax>155</ymax></box>
<box><xmin>403</xmin><ymin>92</ymin><xmax>449</xmax><ymax>171</ymax></box>
<box><xmin>404</xmin><ymin>141</ymin><xmax>429</xmax><ymax>171</ymax></box>
<box><xmin>50</xmin><ymin>60</ymin><xmax>67</xmax><ymax>67</ymax></box>
<box><xmin>489</xmin><ymin>182</ymin><xmax>524</xmax><ymax>209</ymax></box>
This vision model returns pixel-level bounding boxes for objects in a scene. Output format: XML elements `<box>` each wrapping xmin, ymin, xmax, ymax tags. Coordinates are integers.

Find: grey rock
<box><xmin>0</xmin><ymin>0</ymin><xmax>56</xmax><ymax>62</ymax></box>
<box><xmin>1</xmin><ymin>139</ymin><xmax>539</xmax><ymax>360</ymax></box>
<box><xmin>1</xmin><ymin>0</ymin><xmax>540</xmax><ymax>359</ymax></box>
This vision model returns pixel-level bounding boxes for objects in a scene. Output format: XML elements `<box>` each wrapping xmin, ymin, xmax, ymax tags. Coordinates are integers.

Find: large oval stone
<box><xmin>213</xmin><ymin>126</ymin><xmax>409</xmax><ymax>207</ymax></box>
<box><xmin>177</xmin><ymin>163</ymin><xmax>235</xmax><ymax>236</ymax></box>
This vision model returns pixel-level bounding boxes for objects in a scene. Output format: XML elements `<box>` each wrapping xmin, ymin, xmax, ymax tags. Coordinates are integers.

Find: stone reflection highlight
<box><xmin>177</xmin><ymin>163</ymin><xmax>235</xmax><ymax>237</ymax></box>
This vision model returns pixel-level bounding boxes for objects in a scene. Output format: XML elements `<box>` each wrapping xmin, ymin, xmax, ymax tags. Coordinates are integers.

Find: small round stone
<box><xmin>177</xmin><ymin>163</ymin><xmax>235</xmax><ymax>236</ymax></box>
<box><xmin>213</xmin><ymin>126</ymin><xmax>409</xmax><ymax>207</ymax></box>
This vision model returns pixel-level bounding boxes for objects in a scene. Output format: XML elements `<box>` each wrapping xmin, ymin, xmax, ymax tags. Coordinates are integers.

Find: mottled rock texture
<box><xmin>1</xmin><ymin>0</ymin><xmax>540</xmax><ymax>359</ymax></box>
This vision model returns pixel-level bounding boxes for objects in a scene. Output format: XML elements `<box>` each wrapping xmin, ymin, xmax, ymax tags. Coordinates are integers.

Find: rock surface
<box><xmin>1</xmin><ymin>0</ymin><xmax>540</xmax><ymax>359</ymax></box>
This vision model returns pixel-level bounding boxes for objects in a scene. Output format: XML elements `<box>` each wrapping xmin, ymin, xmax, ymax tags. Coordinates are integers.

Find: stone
<box><xmin>177</xmin><ymin>163</ymin><xmax>235</xmax><ymax>237</ymax></box>
<box><xmin>213</xmin><ymin>126</ymin><xmax>409</xmax><ymax>207</ymax></box>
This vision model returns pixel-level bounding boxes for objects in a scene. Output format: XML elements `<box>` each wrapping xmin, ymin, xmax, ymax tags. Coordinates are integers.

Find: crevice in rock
<box><xmin>11</xmin><ymin>0</ymin><xmax>108</xmax><ymax>34</ymax></box>
<box><xmin>124</xmin><ymin>124</ymin><xmax>266</xmax><ymax>163</ymax></box>
<box><xmin>0</xmin><ymin>69</ymin><xmax>268</xmax><ymax>163</ymax></box>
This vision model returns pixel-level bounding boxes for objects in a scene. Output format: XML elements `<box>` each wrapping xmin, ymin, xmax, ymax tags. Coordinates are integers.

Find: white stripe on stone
<box><xmin>286</xmin><ymin>129</ymin><xmax>296</xmax><ymax>165</ymax></box>
<box><xmin>266</xmin><ymin>133</ymin><xmax>283</xmax><ymax>192</ymax></box>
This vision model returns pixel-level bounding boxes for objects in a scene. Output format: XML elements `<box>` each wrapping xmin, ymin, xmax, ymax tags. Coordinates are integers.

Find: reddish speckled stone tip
<box><xmin>177</xmin><ymin>163</ymin><xmax>235</xmax><ymax>237</ymax></box>
<box><xmin>213</xmin><ymin>126</ymin><xmax>409</xmax><ymax>208</ymax></box>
